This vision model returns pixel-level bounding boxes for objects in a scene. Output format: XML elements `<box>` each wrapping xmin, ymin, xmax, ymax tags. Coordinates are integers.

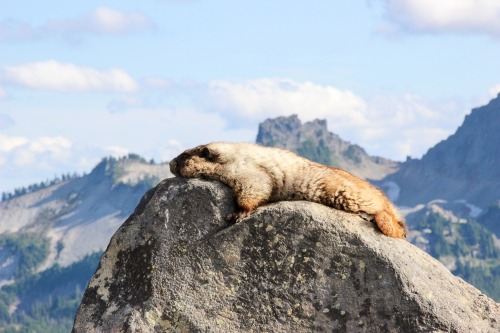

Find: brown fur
<box><xmin>170</xmin><ymin>142</ymin><xmax>407</xmax><ymax>238</ymax></box>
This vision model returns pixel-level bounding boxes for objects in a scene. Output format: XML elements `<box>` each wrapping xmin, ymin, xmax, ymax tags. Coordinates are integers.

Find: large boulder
<box><xmin>73</xmin><ymin>178</ymin><xmax>500</xmax><ymax>332</ymax></box>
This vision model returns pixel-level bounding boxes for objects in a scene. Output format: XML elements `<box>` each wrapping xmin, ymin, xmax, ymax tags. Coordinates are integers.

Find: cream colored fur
<box><xmin>170</xmin><ymin>142</ymin><xmax>407</xmax><ymax>238</ymax></box>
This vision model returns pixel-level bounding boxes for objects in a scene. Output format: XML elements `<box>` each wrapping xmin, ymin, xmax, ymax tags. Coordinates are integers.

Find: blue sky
<box><xmin>1</xmin><ymin>0</ymin><xmax>500</xmax><ymax>193</ymax></box>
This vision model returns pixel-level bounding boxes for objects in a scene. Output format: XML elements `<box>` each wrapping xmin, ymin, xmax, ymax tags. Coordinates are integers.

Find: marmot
<box><xmin>169</xmin><ymin>142</ymin><xmax>407</xmax><ymax>238</ymax></box>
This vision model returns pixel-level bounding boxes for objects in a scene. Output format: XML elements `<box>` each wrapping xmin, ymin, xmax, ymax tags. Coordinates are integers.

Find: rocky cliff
<box><xmin>256</xmin><ymin>115</ymin><xmax>398</xmax><ymax>180</ymax></box>
<box><xmin>382</xmin><ymin>94</ymin><xmax>500</xmax><ymax>208</ymax></box>
<box><xmin>73</xmin><ymin>178</ymin><xmax>500</xmax><ymax>333</ymax></box>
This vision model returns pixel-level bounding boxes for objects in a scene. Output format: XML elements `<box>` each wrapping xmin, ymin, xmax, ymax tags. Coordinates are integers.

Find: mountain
<box><xmin>256</xmin><ymin>114</ymin><xmax>399</xmax><ymax>180</ymax></box>
<box><xmin>381</xmin><ymin>94</ymin><xmax>500</xmax><ymax>208</ymax></box>
<box><xmin>478</xmin><ymin>202</ymin><xmax>500</xmax><ymax>238</ymax></box>
<box><xmin>0</xmin><ymin>154</ymin><xmax>172</xmax><ymax>331</ymax></box>
<box><xmin>377</xmin><ymin>95</ymin><xmax>500</xmax><ymax>300</ymax></box>
<box><xmin>0</xmin><ymin>154</ymin><xmax>171</xmax><ymax>275</ymax></box>
<box><xmin>403</xmin><ymin>200</ymin><xmax>500</xmax><ymax>300</ymax></box>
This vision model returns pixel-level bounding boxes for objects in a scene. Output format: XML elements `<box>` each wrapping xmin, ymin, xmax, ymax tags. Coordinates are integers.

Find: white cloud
<box><xmin>207</xmin><ymin>79</ymin><xmax>368</xmax><ymax>126</ymax></box>
<box><xmin>44</xmin><ymin>7</ymin><xmax>156</xmax><ymax>36</ymax></box>
<box><xmin>104</xmin><ymin>146</ymin><xmax>130</xmax><ymax>157</ymax></box>
<box><xmin>0</xmin><ymin>135</ymin><xmax>72</xmax><ymax>168</ymax></box>
<box><xmin>15</xmin><ymin>136</ymin><xmax>72</xmax><ymax>167</ymax></box>
<box><xmin>159</xmin><ymin>139</ymin><xmax>185</xmax><ymax>161</ymax></box>
<box><xmin>201</xmin><ymin>78</ymin><xmax>470</xmax><ymax>160</ymax></box>
<box><xmin>29</xmin><ymin>136</ymin><xmax>72</xmax><ymax>155</ymax></box>
<box><xmin>489</xmin><ymin>84</ymin><xmax>500</xmax><ymax>97</ymax></box>
<box><xmin>0</xmin><ymin>77</ymin><xmax>475</xmax><ymax>193</ymax></box>
<box><xmin>0</xmin><ymin>7</ymin><xmax>155</xmax><ymax>43</ymax></box>
<box><xmin>4</xmin><ymin>60</ymin><xmax>138</xmax><ymax>93</ymax></box>
<box><xmin>0</xmin><ymin>134</ymin><xmax>83</xmax><ymax>193</ymax></box>
<box><xmin>377</xmin><ymin>0</ymin><xmax>500</xmax><ymax>36</ymax></box>
<box><xmin>359</xmin><ymin>94</ymin><xmax>465</xmax><ymax>159</ymax></box>
<box><xmin>0</xmin><ymin>135</ymin><xmax>28</xmax><ymax>154</ymax></box>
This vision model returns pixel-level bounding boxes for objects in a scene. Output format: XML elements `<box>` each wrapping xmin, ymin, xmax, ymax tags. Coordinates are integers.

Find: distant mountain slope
<box><xmin>256</xmin><ymin>114</ymin><xmax>399</xmax><ymax>180</ymax></box>
<box><xmin>0</xmin><ymin>155</ymin><xmax>172</xmax><ymax>284</ymax></box>
<box><xmin>403</xmin><ymin>200</ymin><xmax>500</xmax><ymax>300</ymax></box>
<box><xmin>478</xmin><ymin>202</ymin><xmax>500</xmax><ymax>238</ymax></box>
<box><xmin>382</xmin><ymin>95</ymin><xmax>500</xmax><ymax>208</ymax></box>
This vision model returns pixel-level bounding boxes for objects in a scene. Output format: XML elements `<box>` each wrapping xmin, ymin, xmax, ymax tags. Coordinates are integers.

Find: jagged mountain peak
<box><xmin>256</xmin><ymin>114</ymin><xmax>398</xmax><ymax>180</ymax></box>
<box><xmin>423</xmin><ymin>94</ymin><xmax>500</xmax><ymax>173</ymax></box>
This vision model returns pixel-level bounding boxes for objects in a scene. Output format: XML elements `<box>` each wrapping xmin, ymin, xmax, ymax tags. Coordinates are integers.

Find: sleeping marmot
<box><xmin>169</xmin><ymin>142</ymin><xmax>407</xmax><ymax>238</ymax></box>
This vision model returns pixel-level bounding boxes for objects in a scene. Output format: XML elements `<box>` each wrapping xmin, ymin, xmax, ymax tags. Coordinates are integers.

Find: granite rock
<box><xmin>73</xmin><ymin>178</ymin><xmax>500</xmax><ymax>333</ymax></box>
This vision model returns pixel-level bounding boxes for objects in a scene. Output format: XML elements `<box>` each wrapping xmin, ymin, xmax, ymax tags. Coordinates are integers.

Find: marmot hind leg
<box><xmin>373</xmin><ymin>210</ymin><xmax>407</xmax><ymax>238</ymax></box>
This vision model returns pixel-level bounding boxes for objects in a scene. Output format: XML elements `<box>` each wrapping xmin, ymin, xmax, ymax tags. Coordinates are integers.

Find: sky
<box><xmin>1</xmin><ymin>0</ymin><xmax>500</xmax><ymax>193</ymax></box>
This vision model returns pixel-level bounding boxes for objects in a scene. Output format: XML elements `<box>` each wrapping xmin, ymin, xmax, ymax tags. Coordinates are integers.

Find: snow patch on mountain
<box><xmin>454</xmin><ymin>199</ymin><xmax>483</xmax><ymax>218</ymax></box>
<box><xmin>0</xmin><ymin>248</ymin><xmax>18</xmax><ymax>287</ymax></box>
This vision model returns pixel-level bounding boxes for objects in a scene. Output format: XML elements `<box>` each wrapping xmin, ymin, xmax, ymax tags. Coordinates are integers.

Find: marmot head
<box><xmin>169</xmin><ymin>143</ymin><xmax>233</xmax><ymax>178</ymax></box>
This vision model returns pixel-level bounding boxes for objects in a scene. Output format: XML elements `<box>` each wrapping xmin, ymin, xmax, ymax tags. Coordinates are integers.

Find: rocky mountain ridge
<box><xmin>256</xmin><ymin>114</ymin><xmax>399</xmax><ymax>180</ymax></box>
<box><xmin>0</xmin><ymin>155</ymin><xmax>171</xmax><ymax>275</ymax></box>
<box><xmin>382</xmin><ymin>94</ymin><xmax>500</xmax><ymax>208</ymax></box>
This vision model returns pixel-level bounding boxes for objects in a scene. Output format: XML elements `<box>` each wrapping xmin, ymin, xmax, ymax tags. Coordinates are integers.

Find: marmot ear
<box><xmin>201</xmin><ymin>147</ymin><xmax>212</xmax><ymax>159</ymax></box>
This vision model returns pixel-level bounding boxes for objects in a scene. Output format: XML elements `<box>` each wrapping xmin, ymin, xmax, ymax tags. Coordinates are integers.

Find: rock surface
<box><xmin>73</xmin><ymin>178</ymin><xmax>500</xmax><ymax>333</ymax></box>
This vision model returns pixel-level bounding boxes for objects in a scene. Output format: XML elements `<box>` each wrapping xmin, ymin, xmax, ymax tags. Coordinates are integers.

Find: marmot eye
<box><xmin>201</xmin><ymin>147</ymin><xmax>212</xmax><ymax>159</ymax></box>
<box><xmin>180</xmin><ymin>153</ymin><xmax>190</xmax><ymax>159</ymax></box>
